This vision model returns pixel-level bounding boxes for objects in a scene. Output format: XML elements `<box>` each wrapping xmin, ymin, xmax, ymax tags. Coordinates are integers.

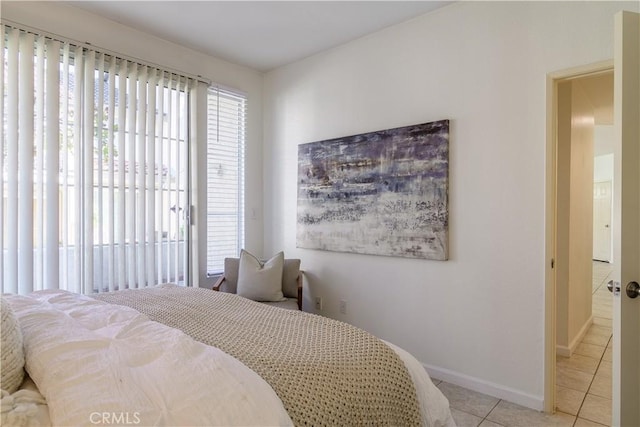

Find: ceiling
<box><xmin>68</xmin><ymin>1</ymin><xmax>452</xmax><ymax>72</ymax></box>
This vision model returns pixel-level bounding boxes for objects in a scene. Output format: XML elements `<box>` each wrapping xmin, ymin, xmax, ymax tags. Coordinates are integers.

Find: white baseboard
<box><xmin>556</xmin><ymin>316</ymin><xmax>593</xmax><ymax>357</ymax></box>
<box><xmin>423</xmin><ymin>363</ymin><xmax>544</xmax><ymax>411</ymax></box>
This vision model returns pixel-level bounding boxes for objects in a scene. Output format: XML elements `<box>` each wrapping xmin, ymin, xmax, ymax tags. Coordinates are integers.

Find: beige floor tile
<box><xmin>593</xmin><ymin>302</ymin><xmax>612</xmax><ymax>310</ymax></box>
<box><xmin>592</xmin><ymin>299</ymin><xmax>612</xmax><ymax>308</ymax></box>
<box><xmin>574</xmin><ymin>342</ymin><xmax>606</xmax><ymax>359</ymax></box>
<box><xmin>479</xmin><ymin>420</ymin><xmax>505</xmax><ymax>427</ymax></box>
<box><xmin>555</xmin><ymin>386</ymin><xmax>586</xmax><ymax>415</ymax></box>
<box><xmin>597</xmin><ymin>361</ymin><xmax>612</xmax><ymax>377</ymax></box>
<box><xmin>437</xmin><ymin>382</ymin><xmax>499</xmax><ymax>418</ymax></box>
<box><xmin>592</xmin><ymin>262</ymin><xmax>613</xmax><ymax>288</ymax></box>
<box><xmin>575</xmin><ymin>417</ymin><xmax>609</xmax><ymax>427</ymax></box>
<box><xmin>486</xmin><ymin>401</ymin><xmax>575</xmax><ymax>427</ymax></box>
<box><xmin>592</xmin><ymin>294</ymin><xmax>611</xmax><ymax>305</ymax></box>
<box><xmin>592</xmin><ymin>317</ymin><xmax>612</xmax><ymax>328</ymax></box>
<box><xmin>593</xmin><ymin>287</ymin><xmax>611</xmax><ymax>295</ymax></box>
<box><xmin>556</xmin><ymin>366</ymin><xmax>593</xmax><ymax>392</ymax></box>
<box><xmin>592</xmin><ymin>303</ymin><xmax>612</xmax><ymax>313</ymax></box>
<box><xmin>552</xmin><ymin>259</ymin><xmax>615</xmax><ymax>426</ymax></box>
<box><xmin>450</xmin><ymin>408</ymin><xmax>483</xmax><ymax>427</ymax></box>
<box><xmin>593</xmin><ymin>284</ymin><xmax>612</xmax><ymax>293</ymax></box>
<box><xmin>579</xmin><ymin>394</ymin><xmax>612</xmax><ymax>426</ymax></box>
<box><xmin>589</xmin><ymin>372</ymin><xmax>612</xmax><ymax>399</ymax></box>
<box><xmin>557</xmin><ymin>354</ymin><xmax>600</xmax><ymax>375</ymax></box>
<box><xmin>592</xmin><ymin>286</ymin><xmax>610</xmax><ymax>295</ymax></box>
<box><xmin>593</xmin><ymin>278</ymin><xmax>611</xmax><ymax>288</ymax></box>
<box><xmin>588</xmin><ymin>325</ymin><xmax>612</xmax><ymax>337</ymax></box>
<box><xmin>591</xmin><ymin>294</ymin><xmax>613</xmax><ymax>308</ymax></box>
<box><xmin>592</xmin><ymin>296</ymin><xmax>613</xmax><ymax>311</ymax></box>
<box><xmin>592</xmin><ymin>296</ymin><xmax>612</xmax><ymax>305</ymax></box>
<box><xmin>581</xmin><ymin>331</ymin><xmax>611</xmax><ymax>347</ymax></box>
<box><xmin>592</xmin><ymin>306</ymin><xmax>612</xmax><ymax>315</ymax></box>
<box><xmin>592</xmin><ymin>308</ymin><xmax>612</xmax><ymax>320</ymax></box>
<box><xmin>587</xmin><ymin>324</ymin><xmax>611</xmax><ymax>335</ymax></box>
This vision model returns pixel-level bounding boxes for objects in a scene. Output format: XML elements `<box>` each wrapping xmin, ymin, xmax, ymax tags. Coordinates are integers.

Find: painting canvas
<box><xmin>297</xmin><ymin>119</ymin><xmax>449</xmax><ymax>260</ymax></box>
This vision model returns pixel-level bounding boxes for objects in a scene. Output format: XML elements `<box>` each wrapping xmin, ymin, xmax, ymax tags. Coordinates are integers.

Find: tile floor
<box><xmin>433</xmin><ymin>261</ymin><xmax>613</xmax><ymax>427</ymax></box>
<box><xmin>555</xmin><ymin>261</ymin><xmax>613</xmax><ymax>426</ymax></box>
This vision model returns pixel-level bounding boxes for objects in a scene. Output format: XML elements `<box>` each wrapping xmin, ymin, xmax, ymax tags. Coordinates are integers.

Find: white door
<box><xmin>593</xmin><ymin>181</ymin><xmax>612</xmax><ymax>262</ymax></box>
<box><xmin>612</xmin><ymin>10</ymin><xmax>640</xmax><ymax>427</ymax></box>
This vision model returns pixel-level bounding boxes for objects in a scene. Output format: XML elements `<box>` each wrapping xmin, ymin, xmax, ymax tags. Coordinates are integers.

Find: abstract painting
<box><xmin>297</xmin><ymin>119</ymin><xmax>449</xmax><ymax>260</ymax></box>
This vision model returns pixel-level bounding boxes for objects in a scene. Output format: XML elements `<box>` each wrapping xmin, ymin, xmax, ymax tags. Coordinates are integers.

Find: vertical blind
<box><xmin>1</xmin><ymin>25</ymin><xmax>192</xmax><ymax>294</ymax></box>
<box><xmin>206</xmin><ymin>86</ymin><xmax>245</xmax><ymax>275</ymax></box>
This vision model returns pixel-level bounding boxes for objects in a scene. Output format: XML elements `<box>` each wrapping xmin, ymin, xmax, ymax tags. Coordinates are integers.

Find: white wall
<box><xmin>594</xmin><ymin>126</ymin><xmax>615</xmax><ymax>182</ymax></box>
<box><xmin>595</xmin><ymin>154</ymin><xmax>614</xmax><ymax>182</ymax></box>
<box><xmin>2</xmin><ymin>1</ymin><xmax>265</xmax><ymax>286</ymax></box>
<box><xmin>263</xmin><ymin>1</ymin><xmax>638</xmax><ymax>409</ymax></box>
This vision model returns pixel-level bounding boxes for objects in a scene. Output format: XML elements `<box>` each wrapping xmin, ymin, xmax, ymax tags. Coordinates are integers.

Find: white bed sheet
<box><xmin>6</xmin><ymin>291</ymin><xmax>292</xmax><ymax>427</ymax></box>
<box><xmin>6</xmin><ymin>290</ymin><xmax>455</xmax><ymax>427</ymax></box>
<box><xmin>385</xmin><ymin>341</ymin><xmax>456</xmax><ymax>427</ymax></box>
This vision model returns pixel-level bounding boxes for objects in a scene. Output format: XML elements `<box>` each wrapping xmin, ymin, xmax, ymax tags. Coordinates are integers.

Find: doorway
<box><xmin>593</xmin><ymin>181</ymin><xmax>612</xmax><ymax>263</ymax></box>
<box><xmin>545</xmin><ymin>64</ymin><xmax>614</xmax><ymax>422</ymax></box>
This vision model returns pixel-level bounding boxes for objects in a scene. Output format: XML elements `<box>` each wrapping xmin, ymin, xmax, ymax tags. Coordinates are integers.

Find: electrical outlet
<box><xmin>339</xmin><ymin>300</ymin><xmax>347</xmax><ymax>314</ymax></box>
<box><xmin>315</xmin><ymin>297</ymin><xmax>323</xmax><ymax>310</ymax></box>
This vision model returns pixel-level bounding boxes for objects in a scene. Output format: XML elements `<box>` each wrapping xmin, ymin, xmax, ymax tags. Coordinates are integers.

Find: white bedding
<box><xmin>6</xmin><ymin>291</ymin><xmax>293</xmax><ymax>426</ymax></box>
<box><xmin>386</xmin><ymin>341</ymin><xmax>455</xmax><ymax>427</ymax></box>
<box><xmin>6</xmin><ymin>290</ymin><xmax>455</xmax><ymax>427</ymax></box>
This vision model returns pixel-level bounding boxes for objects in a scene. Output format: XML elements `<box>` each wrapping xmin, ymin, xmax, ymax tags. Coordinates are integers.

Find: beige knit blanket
<box><xmin>94</xmin><ymin>285</ymin><xmax>421</xmax><ymax>426</ymax></box>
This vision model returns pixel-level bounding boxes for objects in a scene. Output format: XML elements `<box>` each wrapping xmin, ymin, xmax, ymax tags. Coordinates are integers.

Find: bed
<box><xmin>2</xmin><ymin>285</ymin><xmax>455</xmax><ymax>427</ymax></box>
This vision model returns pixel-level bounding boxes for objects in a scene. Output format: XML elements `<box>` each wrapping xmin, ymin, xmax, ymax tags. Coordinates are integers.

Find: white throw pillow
<box><xmin>237</xmin><ymin>250</ymin><xmax>286</xmax><ymax>302</ymax></box>
<box><xmin>1</xmin><ymin>297</ymin><xmax>25</xmax><ymax>394</ymax></box>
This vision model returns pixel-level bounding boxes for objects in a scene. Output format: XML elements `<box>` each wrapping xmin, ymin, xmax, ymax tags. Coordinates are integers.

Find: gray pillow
<box><xmin>237</xmin><ymin>250</ymin><xmax>286</xmax><ymax>302</ymax></box>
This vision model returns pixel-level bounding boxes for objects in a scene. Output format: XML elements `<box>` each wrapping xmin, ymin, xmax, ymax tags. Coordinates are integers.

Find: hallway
<box><xmin>555</xmin><ymin>261</ymin><xmax>613</xmax><ymax>426</ymax></box>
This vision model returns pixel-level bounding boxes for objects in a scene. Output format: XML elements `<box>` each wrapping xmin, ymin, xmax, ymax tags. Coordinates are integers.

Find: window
<box><xmin>206</xmin><ymin>86</ymin><xmax>246</xmax><ymax>275</ymax></box>
<box><xmin>1</xmin><ymin>25</ymin><xmax>192</xmax><ymax>294</ymax></box>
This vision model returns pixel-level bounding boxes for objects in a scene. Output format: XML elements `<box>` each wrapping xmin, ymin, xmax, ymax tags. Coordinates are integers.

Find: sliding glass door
<box><xmin>1</xmin><ymin>25</ymin><xmax>192</xmax><ymax>294</ymax></box>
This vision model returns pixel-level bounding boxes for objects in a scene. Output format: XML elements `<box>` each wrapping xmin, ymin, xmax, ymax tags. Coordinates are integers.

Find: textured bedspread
<box><xmin>95</xmin><ymin>284</ymin><xmax>423</xmax><ymax>426</ymax></box>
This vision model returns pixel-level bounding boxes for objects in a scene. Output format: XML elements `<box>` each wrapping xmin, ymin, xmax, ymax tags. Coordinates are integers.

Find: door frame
<box><xmin>544</xmin><ymin>60</ymin><xmax>613</xmax><ymax>413</ymax></box>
